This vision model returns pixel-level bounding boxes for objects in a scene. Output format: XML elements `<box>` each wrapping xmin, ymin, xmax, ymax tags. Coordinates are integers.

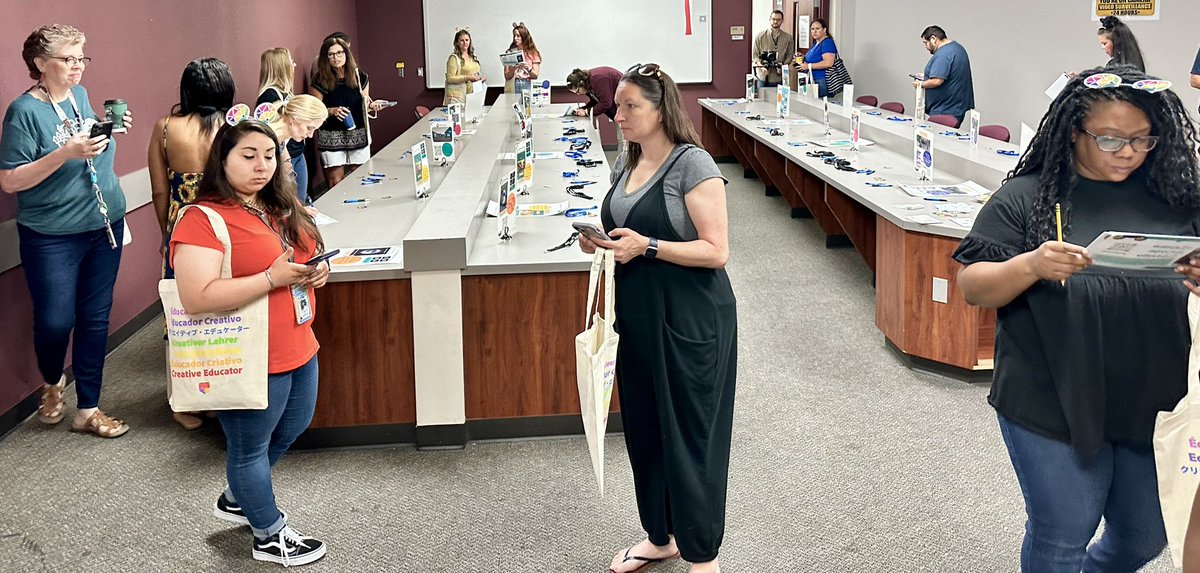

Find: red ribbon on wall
<box><xmin>684</xmin><ymin>0</ymin><xmax>693</xmax><ymax>35</ymax></box>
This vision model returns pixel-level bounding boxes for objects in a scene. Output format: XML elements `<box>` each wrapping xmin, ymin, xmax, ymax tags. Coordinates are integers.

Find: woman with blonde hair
<box><xmin>444</xmin><ymin>29</ymin><xmax>484</xmax><ymax>106</ymax></box>
<box><xmin>256</xmin><ymin>47</ymin><xmax>315</xmax><ymax>203</ymax></box>
<box><xmin>264</xmin><ymin>95</ymin><xmax>327</xmax><ymax>206</ymax></box>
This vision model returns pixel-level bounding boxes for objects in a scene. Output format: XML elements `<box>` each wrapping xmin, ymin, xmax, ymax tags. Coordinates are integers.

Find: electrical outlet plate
<box><xmin>932</xmin><ymin>277</ymin><xmax>949</xmax><ymax>304</ymax></box>
<box><xmin>417</xmin><ymin>67</ymin><xmax>424</xmax><ymax>77</ymax></box>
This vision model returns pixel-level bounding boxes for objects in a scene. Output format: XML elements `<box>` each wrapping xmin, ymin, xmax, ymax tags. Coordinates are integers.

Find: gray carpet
<box><xmin>0</xmin><ymin>161</ymin><xmax>1176</xmax><ymax>572</ymax></box>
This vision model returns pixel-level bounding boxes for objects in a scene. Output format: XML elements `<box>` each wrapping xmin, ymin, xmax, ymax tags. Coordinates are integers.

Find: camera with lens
<box><xmin>758</xmin><ymin>51</ymin><xmax>780</xmax><ymax>71</ymax></box>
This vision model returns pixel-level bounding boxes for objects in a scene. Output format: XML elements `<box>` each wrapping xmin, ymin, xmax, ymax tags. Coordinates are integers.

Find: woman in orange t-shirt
<box><xmin>170</xmin><ymin>120</ymin><xmax>329</xmax><ymax>567</ymax></box>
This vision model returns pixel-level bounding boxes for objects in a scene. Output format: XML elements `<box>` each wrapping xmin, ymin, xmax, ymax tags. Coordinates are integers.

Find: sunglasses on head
<box><xmin>627</xmin><ymin>63</ymin><xmax>666</xmax><ymax>90</ymax></box>
<box><xmin>1082</xmin><ymin>72</ymin><xmax>1172</xmax><ymax>94</ymax></box>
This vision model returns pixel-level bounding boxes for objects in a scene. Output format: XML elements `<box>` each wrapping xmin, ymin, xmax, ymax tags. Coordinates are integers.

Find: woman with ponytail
<box><xmin>1098</xmin><ymin>16</ymin><xmax>1146</xmax><ymax>71</ymax></box>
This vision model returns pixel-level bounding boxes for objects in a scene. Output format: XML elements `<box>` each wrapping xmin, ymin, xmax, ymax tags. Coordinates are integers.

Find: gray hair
<box><xmin>23</xmin><ymin>24</ymin><xmax>86</xmax><ymax>80</ymax></box>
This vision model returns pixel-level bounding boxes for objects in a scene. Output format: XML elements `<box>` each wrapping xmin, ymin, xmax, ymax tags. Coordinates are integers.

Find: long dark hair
<box><xmin>1098</xmin><ymin>16</ymin><xmax>1145</xmax><ymax>72</ymax></box>
<box><xmin>812</xmin><ymin>18</ymin><xmax>834</xmax><ymax>42</ymax></box>
<box><xmin>172</xmin><ymin>57</ymin><xmax>235</xmax><ymax>138</ymax></box>
<box><xmin>196</xmin><ymin>121</ymin><xmax>323</xmax><ymax>252</ymax></box>
<box><xmin>1008</xmin><ymin>65</ymin><xmax>1200</xmax><ymax>250</ymax></box>
<box><xmin>452</xmin><ymin>29</ymin><xmax>478</xmax><ymax>63</ymax></box>
<box><xmin>313</xmin><ymin>37</ymin><xmax>361</xmax><ymax>91</ymax></box>
<box><xmin>620</xmin><ymin>65</ymin><xmax>702</xmax><ymax>170</ymax></box>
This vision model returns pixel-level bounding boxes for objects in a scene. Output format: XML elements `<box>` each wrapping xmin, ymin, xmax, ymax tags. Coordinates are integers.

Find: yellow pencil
<box><xmin>1056</xmin><ymin>203</ymin><xmax>1065</xmax><ymax>286</ymax></box>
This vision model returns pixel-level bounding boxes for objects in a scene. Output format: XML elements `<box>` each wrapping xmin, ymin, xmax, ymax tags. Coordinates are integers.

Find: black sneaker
<box><xmin>253</xmin><ymin>525</ymin><xmax>327</xmax><ymax>566</ymax></box>
<box><xmin>213</xmin><ymin>493</ymin><xmax>249</xmax><ymax>526</ymax></box>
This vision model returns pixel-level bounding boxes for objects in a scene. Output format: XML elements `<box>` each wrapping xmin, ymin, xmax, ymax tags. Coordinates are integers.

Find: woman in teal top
<box><xmin>798</xmin><ymin>18</ymin><xmax>838</xmax><ymax>98</ymax></box>
<box><xmin>0</xmin><ymin>24</ymin><xmax>133</xmax><ymax>438</ymax></box>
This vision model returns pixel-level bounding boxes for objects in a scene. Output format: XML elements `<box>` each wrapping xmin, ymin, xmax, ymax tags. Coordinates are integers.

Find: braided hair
<box><xmin>1009</xmin><ymin>65</ymin><xmax>1200</xmax><ymax>250</ymax></box>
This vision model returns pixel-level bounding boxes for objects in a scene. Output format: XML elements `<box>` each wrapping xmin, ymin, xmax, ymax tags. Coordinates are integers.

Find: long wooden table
<box><xmin>701</xmin><ymin>92</ymin><xmax>1017</xmax><ymax>377</ymax></box>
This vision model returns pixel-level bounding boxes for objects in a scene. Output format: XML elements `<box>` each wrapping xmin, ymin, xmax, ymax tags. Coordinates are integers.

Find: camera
<box><xmin>758</xmin><ymin>51</ymin><xmax>780</xmax><ymax>70</ymax></box>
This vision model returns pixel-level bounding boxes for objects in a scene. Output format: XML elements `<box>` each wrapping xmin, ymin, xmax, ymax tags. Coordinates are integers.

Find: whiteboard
<box><xmin>422</xmin><ymin>0</ymin><xmax>713</xmax><ymax>89</ymax></box>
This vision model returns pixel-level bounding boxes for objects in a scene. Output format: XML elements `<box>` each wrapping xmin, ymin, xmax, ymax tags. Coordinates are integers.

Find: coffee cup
<box><xmin>104</xmin><ymin>99</ymin><xmax>128</xmax><ymax>133</ymax></box>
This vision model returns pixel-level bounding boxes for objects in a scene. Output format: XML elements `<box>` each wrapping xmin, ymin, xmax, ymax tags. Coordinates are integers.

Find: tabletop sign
<box><xmin>967</xmin><ymin>109</ymin><xmax>981</xmax><ymax>149</ymax></box>
<box><xmin>745</xmin><ymin>74</ymin><xmax>758</xmax><ymax>101</ymax></box>
<box><xmin>914</xmin><ymin>84</ymin><xmax>926</xmax><ymax>122</ymax></box>
<box><xmin>497</xmin><ymin>168</ymin><xmax>518</xmax><ymax>240</ymax></box>
<box><xmin>411</xmin><ymin>140</ymin><xmax>431</xmax><ymax>198</ymax></box>
<box><xmin>822</xmin><ymin>96</ymin><xmax>831</xmax><ymax>135</ymax></box>
<box><xmin>429</xmin><ymin>119</ymin><xmax>455</xmax><ymax>163</ymax></box>
<box><xmin>914</xmin><ymin>127</ymin><xmax>933</xmax><ymax>181</ymax></box>
<box><xmin>448</xmin><ymin>103</ymin><xmax>463</xmax><ymax>137</ymax></box>
<box><xmin>850</xmin><ymin>107</ymin><xmax>862</xmax><ymax>152</ymax></box>
<box><xmin>515</xmin><ymin>138</ymin><xmax>533</xmax><ymax>194</ymax></box>
<box><xmin>842</xmin><ymin>83</ymin><xmax>855</xmax><ymax>115</ymax></box>
<box><xmin>777</xmin><ymin>64</ymin><xmax>790</xmax><ymax>118</ymax></box>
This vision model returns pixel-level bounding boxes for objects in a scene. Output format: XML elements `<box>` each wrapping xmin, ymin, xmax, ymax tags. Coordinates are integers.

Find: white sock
<box><xmin>77</xmin><ymin>407</ymin><xmax>98</xmax><ymax>420</ymax></box>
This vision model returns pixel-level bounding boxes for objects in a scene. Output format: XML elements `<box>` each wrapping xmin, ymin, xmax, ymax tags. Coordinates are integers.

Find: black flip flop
<box><xmin>609</xmin><ymin>548</ymin><xmax>679</xmax><ymax>573</ymax></box>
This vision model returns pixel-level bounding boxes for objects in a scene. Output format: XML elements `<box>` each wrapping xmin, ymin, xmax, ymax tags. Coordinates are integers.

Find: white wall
<box><xmin>835</xmin><ymin>0</ymin><xmax>1200</xmax><ymax>133</ymax></box>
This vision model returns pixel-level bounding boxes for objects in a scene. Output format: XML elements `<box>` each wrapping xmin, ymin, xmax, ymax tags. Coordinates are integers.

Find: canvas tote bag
<box><xmin>826</xmin><ymin>57</ymin><xmax>853</xmax><ymax>97</ymax></box>
<box><xmin>160</xmin><ymin>205</ymin><xmax>270</xmax><ymax>411</ymax></box>
<box><xmin>575</xmin><ymin>248</ymin><xmax>619</xmax><ymax>494</ymax></box>
<box><xmin>1154</xmin><ymin>292</ymin><xmax>1200</xmax><ymax>566</ymax></box>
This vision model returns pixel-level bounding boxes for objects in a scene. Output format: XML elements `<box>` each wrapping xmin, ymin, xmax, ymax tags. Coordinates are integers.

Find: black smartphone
<box><xmin>908</xmin><ymin>74</ymin><xmax>922</xmax><ymax>80</ymax></box>
<box><xmin>571</xmin><ymin>222</ymin><xmax>612</xmax><ymax>242</ymax></box>
<box><xmin>306</xmin><ymin>249</ymin><xmax>341</xmax><ymax>266</ymax></box>
<box><xmin>89</xmin><ymin>120</ymin><xmax>114</xmax><ymax>139</ymax></box>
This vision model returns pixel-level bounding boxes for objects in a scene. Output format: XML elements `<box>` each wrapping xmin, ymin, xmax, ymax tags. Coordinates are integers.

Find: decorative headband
<box><xmin>512</xmin><ymin>21</ymin><xmax>525</xmax><ymax>28</ymax></box>
<box><xmin>1082</xmin><ymin>72</ymin><xmax>1171</xmax><ymax>94</ymax></box>
<box><xmin>455</xmin><ymin>25</ymin><xmax>471</xmax><ymax>32</ymax></box>
<box><xmin>225</xmin><ymin>103</ymin><xmax>279</xmax><ymax>126</ymax></box>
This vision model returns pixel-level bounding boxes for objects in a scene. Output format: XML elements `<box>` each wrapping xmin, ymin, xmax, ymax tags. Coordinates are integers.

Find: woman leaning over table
<box><xmin>257</xmin><ymin>47</ymin><xmax>313</xmax><ymax>204</ymax></box>
<box><xmin>503</xmin><ymin>22</ymin><xmax>541</xmax><ymax>94</ymax></box>
<box><xmin>0</xmin><ymin>24</ymin><xmax>133</xmax><ymax>438</ymax></box>
<box><xmin>796</xmin><ymin>18</ymin><xmax>837</xmax><ymax>98</ymax></box>
<box><xmin>579</xmin><ymin>63</ymin><xmax>736</xmax><ymax>573</ymax></box>
<box><xmin>444</xmin><ymin>28</ymin><xmax>484</xmax><ymax>106</ymax></box>
<box><xmin>955</xmin><ymin>66</ymin><xmax>1200</xmax><ymax>571</ymax></box>
<box><xmin>171</xmin><ymin>120</ymin><xmax>329</xmax><ymax>567</ymax></box>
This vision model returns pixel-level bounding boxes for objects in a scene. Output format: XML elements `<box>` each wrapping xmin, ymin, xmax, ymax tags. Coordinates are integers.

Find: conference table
<box><xmin>298</xmin><ymin>97</ymin><xmax>616</xmax><ymax>449</ymax></box>
<box><xmin>699</xmin><ymin>89</ymin><xmax>1021</xmax><ymax>379</ymax></box>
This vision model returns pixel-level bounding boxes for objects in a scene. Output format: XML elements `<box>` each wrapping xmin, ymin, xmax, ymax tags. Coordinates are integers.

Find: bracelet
<box><xmin>263</xmin><ymin>269</ymin><xmax>276</xmax><ymax>290</ymax></box>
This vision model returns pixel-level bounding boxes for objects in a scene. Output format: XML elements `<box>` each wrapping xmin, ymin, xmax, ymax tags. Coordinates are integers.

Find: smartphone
<box><xmin>379</xmin><ymin>101</ymin><xmax>398</xmax><ymax>108</ymax></box>
<box><xmin>571</xmin><ymin>221</ymin><xmax>612</xmax><ymax>242</ymax></box>
<box><xmin>89</xmin><ymin>120</ymin><xmax>114</xmax><ymax>139</ymax></box>
<box><xmin>306</xmin><ymin>249</ymin><xmax>341</xmax><ymax>266</ymax></box>
<box><xmin>908</xmin><ymin>74</ymin><xmax>922</xmax><ymax>80</ymax></box>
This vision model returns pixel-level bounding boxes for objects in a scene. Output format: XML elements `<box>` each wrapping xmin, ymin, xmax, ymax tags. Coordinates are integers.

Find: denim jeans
<box><xmin>997</xmin><ymin>413</ymin><xmax>1167</xmax><ymax>572</ymax></box>
<box><xmin>18</xmin><ymin>220</ymin><xmax>124</xmax><ymax>409</ymax></box>
<box><xmin>755</xmin><ymin>79</ymin><xmax>778</xmax><ymax>89</ymax></box>
<box><xmin>290</xmin><ymin>153</ymin><xmax>309</xmax><ymax>205</ymax></box>
<box><xmin>219</xmin><ymin>355</ymin><xmax>319</xmax><ymax>538</ymax></box>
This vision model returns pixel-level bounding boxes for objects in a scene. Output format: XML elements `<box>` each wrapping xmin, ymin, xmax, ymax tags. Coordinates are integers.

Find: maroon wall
<box><xmin>0</xmin><ymin>1</ymin><xmax>357</xmax><ymax>416</ymax></box>
<box><xmin>353</xmin><ymin>0</ymin><xmax>753</xmax><ymax>148</ymax></box>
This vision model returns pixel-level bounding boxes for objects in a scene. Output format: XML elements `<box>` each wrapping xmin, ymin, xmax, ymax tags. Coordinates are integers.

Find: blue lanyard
<box><xmin>39</xmin><ymin>84</ymin><xmax>116</xmax><ymax>249</ymax></box>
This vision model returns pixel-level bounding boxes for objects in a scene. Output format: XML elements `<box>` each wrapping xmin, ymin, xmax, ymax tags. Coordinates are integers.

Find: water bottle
<box><xmin>343</xmin><ymin>110</ymin><xmax>356</xmax><ymax>130</ymax></box>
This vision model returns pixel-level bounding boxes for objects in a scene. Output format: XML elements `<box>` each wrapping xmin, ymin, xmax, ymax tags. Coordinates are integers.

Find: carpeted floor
<box><xmin>0</xmin><ymin>160</ymin><xmax>1177</xmax><ymax>572</ymax></box>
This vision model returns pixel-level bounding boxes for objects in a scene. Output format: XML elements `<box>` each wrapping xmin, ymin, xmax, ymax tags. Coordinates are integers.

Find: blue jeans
<box><xmin>218</xmin><ymin>355</ymin><xmax>319</xmax><ymax>538</ymax></box>
<box><xmin>18</xmin><ymin>220</ymin><xmax>124</xmax><ymax>409</ymax></box>
<box><xmin>998</xmin><ymin>414</ymin><xmax>1167</xmax><ymax>571</ymax></box>
<box><xmin>756</xmin><ymin>79</ymin><xmax>778</xmax><ymax>89</ymax></box>
<box><xmin>290</xmin><ymin>153</ymin><xmax>309</xmax><ymax>205</ymax></box>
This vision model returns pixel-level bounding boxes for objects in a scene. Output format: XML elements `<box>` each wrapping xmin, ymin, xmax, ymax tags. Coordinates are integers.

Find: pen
<box><xmin>344</xmin><ymin>199</ymin><xmax>368</xmax><ymax>204</ymax></box>
<box><xmin>923</xmin><ymin>197</ymin><xmax>947</xmax><ymax>202</ymax></box>
<box><xmin>1056</xmin><ymin>202</ymin><xmax>1065</xmax><ymax>286</ymax></box>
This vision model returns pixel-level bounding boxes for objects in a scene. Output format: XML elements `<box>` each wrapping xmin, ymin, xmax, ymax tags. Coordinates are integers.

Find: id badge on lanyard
<box><xmin>247</xmin><ymin>206</ymin><xmax>312</xmax><ymax>325</ymax></box>
<box><xmin>41</xmin><ymin>85</ymin><xmax>118</xmax><ymax>249</ymax></box>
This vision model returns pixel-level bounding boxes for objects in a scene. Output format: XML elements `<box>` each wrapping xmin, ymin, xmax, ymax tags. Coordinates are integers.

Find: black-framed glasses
<box><xmin>48</xmin><ymin>55</ymin><xmax>91</xmax><ymax>67</ymax></box>
<box><xmin>1080</xmin><ymin>129</ymin><xmax>1158</xmax><ymax>153</ymax></box>
<box><xmin>327</xmin><ymin>50</ymin><xmax>346</xmax><ymax>58</ymax></box>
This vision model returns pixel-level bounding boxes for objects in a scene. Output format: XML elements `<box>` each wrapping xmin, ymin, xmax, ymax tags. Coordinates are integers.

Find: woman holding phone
<box><xmin>0</xmin><ymin>24</ymin><xmax>134</xmax><ymax>438</ymax></box>
<box><xmin>171</xmin><ymin>120</ymin><xmax>330</xmax><ymax>566</ymax></box>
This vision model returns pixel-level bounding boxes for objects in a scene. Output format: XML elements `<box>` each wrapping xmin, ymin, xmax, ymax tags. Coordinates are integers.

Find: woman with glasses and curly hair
<box><xmin>579</xmin><ymin>63</ymin><xmax>736</xmax><ymax>573</ymax></box>
<box><xmin>0</xmin><ymin>24</ymin><xmax>134</xmax><ymax>438</ymax></box>
<box><xmin>954</xmin><ymin>65</ymin><xmax>1200</xmax><ymax>570</ymax></box>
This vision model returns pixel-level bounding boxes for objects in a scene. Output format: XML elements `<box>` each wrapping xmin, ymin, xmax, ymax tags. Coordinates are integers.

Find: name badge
<box><xmin>291</xmin><ymin>283</ymin><xmax>313</xmax><ymax>325</ymax></box>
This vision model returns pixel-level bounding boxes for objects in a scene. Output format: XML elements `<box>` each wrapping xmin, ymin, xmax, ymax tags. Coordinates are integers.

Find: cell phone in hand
<box><xmin>908</xmin><ymin>74</ymin><xmax>922</xmax><ymax>80</ymax></box>
<box><xmin>89</xmin><ymin>120</ymin><xmax>114</xmax><ymax>139</ymax></box>
<box><xmin>378</xmin><ymin>101</ymin><xmax>398</xmax><ymax>108</ymax></box>
<box><xmin>572</xmin><ymin>222</ymin><xmax>613</xmax><ymax>242</ymax></box>
<box><xmin>306</xmin><ymin>249</ymin><xmax>341</xmax><ymax>266</ymax></box>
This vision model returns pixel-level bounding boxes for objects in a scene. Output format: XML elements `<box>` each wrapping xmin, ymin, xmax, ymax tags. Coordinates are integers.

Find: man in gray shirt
<box><xmin>752</xmin><ymin>10</ymin><xmax>794</xmax><ymax>88</ymax></box>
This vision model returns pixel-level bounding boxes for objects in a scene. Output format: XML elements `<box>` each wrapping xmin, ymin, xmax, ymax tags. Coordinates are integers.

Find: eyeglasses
<box><xmin>1080</xmin><ymin>128</ymin><xmax>1158</xmax><ymax>153</ymax></box>
<box><xmin>627</xmin><ymin>63</ymin><xmax>665</xmax><ymax>92</ymax></box>
<box><xmin>327</xmin><ymin>50</ymin><xmax>346</xmax><ymax>58</ymax></box>
<box><xmin>1082</xmin><ymin>72</ymin><xmax>1172</xmax><ymax>94</ymax></box>
<box><xmin>47</xmin><ymin>55</ymin><xmax>91</xmax><ymax>67</ymax></box>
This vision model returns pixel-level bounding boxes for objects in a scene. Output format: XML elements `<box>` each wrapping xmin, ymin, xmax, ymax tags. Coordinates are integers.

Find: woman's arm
<box><xmin>173</xmin><ymin>244</ymin><xmax>311</xmax><ymax>314</ymax></box>
<box><xmin>0</xmin><ymin>131</ymin><xmax>104</xmax><ymax>193</ymax></box>
<box><xmin>445</xmin><ymin>55</ymin><xmax>470</xmax><ymax>84</ymax></box>
<box><xmin>957</xmin><ymin>241</ymin><xmax>1090</xmax><ymax>308</ymax></box>
<box><xmin>598</xmin><ymin>177</ymin><xmax>729</xmax><ymax>268</ymax></box>
<box><xmin>147</xmin><ymin>116</ymin><xmax>171</xmax><ymax>238</ymax></box>
<box><xmin>1185</xmin><ymin>483</ymin><xmax>1200</xmax><ymax>572</ymax></box>
<box><xmin>526</xmin><ymin>53</ymin><xmax>541</xmax><ymax>79</ymax></box>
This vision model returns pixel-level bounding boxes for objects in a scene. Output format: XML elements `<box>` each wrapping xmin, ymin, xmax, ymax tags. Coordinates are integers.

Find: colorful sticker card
<box><xmin>515</xmin><ymin>138</ymin><xmax>533</xmax><ymax>193</ymax></box>
<box><xmin>430</xmin><ymin>119</ymin><xmax>455</xmax><ymax>162</ymax></box>
<box><xmin>411</xmin><ymin>141</ymin><xmax>431</xmax><ymax>198</ymax></box>
<box><xmin>914</xmin><ymin>127</ymin><xmax>933</xmax><ymax>181</ymax></box>
<box><xmin>448</xmin><ymin>104</ymin><xmax>463</xmax><ymax>137</ymax></box>
<box><xmin>497</xmin><ymin>169</ymin><xmax>518</xmax><ymax>240</ymax></box>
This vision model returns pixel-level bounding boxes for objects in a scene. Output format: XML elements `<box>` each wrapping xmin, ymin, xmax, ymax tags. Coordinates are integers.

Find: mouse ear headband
<box><xmin>512</xmin><ymin>21</ymin><xmax>525</xmax><ymax>29</ymax></box>
<box><xmin>455</xmin><ymin>25</ymin><xmax>471</xmax><ymax>32</ymax></box>
<box><xmin>225</xmin><ymin>102</ymin><xmax>280</xmax><ymax>126</ymax></box>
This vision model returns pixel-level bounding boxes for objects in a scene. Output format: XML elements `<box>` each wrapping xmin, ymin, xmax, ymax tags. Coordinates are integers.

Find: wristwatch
<box><xmin>644</xmin><ymin>237</ymin><xmax>659</xmax><ymax>259</ymax></box>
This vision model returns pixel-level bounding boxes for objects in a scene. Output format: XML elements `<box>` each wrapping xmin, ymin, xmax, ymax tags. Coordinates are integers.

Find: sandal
<box><xmin>172</xmin><ymin>412</ymin><xmax>203</xmax><ymax>431</ymax></box>
<box><xmin>610</xmin><ymin>547</ymin><xmax>680</xmax><ymax>573</ymax></box>
<box><xmin>70</xmin><ymin>410</ymin><xmax>130</xmax><ymax>438</ymax></box>
<box><xmin>37</xmin><ymin>378</ymin><xmax>66</xmax><ymax>425</ymax></box>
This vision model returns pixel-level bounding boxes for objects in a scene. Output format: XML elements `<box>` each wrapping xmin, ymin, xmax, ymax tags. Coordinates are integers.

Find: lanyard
<box><xmin>38</xmin><ymin>84</ymin><xmax>117</xmax><ymax>249</ymax></box>
<box><xmin>242</xmin><ymin>203</ymin><xmax>293</xmax><ymax>261</ymax></box>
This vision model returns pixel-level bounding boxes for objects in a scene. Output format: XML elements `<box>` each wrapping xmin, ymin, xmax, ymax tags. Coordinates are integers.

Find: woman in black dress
<box><xmin>579</xmin><ymin>63</ymin><xmax>736</xmax><ymax>573</ymax></box>
<box><xmin>955</xmin><ymin>66</ymin><xmax>1200</xmax><ymax>571</ymax></box>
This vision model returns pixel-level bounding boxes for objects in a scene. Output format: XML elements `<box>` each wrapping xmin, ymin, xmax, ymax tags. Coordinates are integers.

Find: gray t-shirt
<box><xmin>607</xmin><ymin>144</ymin><xmax>726</xmax><ymax>240</ymax></box>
